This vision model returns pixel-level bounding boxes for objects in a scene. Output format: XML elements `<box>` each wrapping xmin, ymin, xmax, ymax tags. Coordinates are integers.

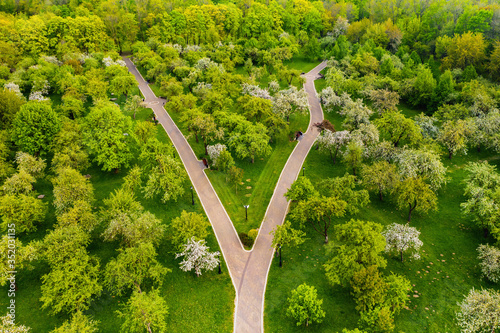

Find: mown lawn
<box><xmin>0</xmin><ymin>89</ymin><xmax>234</xmax><ymax>332</ymax></box>
<box><xmin>265</xmin><ymin>102</ymin><xmax>500</xmax><ymax>332</ymax></box>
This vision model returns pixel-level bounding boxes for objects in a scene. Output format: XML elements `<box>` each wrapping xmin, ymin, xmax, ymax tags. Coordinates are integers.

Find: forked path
<box><xmin>124</xmin><ymin>57</ymin><xmax>326</xmax><ymax>332</ymax></box>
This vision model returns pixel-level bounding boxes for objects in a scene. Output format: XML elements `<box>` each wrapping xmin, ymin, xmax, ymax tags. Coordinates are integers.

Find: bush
<box><xmin>248</xmin><ymin>229</ymin><xmax>259</xmax><ymax>241</ymax></box>
<box><xmin>238</xmin><ymin>232</ymin><xmax>254</xmax><ymax>248</ymax></box>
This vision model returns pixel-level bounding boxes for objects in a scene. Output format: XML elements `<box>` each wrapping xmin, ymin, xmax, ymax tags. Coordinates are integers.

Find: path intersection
<box><xmin>124</xmin><ymin>57</ymin><xmax>327</xmax><ymax>333</ymax></box>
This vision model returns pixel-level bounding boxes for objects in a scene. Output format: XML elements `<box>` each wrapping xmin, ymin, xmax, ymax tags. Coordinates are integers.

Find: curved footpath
<box><xmin>124</xmin><ymin>57</ymin><xmax>326</xmax><ymax>333</ymax></box>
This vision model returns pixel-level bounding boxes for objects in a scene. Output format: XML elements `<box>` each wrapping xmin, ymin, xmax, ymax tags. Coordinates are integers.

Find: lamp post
<box><xmin>172</xmin><ymin>144</ymin><xmax>175</xmax><ymax>158</ymax></box>
<box><xmin>218</xmin><ymin>254</ymin><xmax>222</xmax><ymax>274</ymax></box>
<box><xmin>302</xmin><ymin>167</ymin><xmax>305</xmax><ymax>177</ymax></box>
<box><xmin>244</xmin><ymin>205</ymin><xmax>249</xmax><ymax>221</ymax></box>
<box><xmin>190</xmin><ymin>186</ymin><xmax>194</xmax><ymax>205</ymax></box>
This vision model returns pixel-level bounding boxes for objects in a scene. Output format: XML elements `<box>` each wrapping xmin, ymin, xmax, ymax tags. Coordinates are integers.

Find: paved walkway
<box><xmin>124</xmin><ymin>57</ymin><xmax>326</xmax><ymax>332</ymax></box>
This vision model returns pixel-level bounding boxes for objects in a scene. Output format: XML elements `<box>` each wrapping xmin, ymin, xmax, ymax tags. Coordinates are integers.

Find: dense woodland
<box><xmin>1</xmin><ymin>0</ymin><xmax>500</xmax><ymax>332</ymax></box>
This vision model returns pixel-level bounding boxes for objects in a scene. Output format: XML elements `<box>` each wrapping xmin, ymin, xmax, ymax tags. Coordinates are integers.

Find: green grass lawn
<box><xmin>264</xmin><ymin>105</ymin><xmax>500</xmax><ymax>332</ymax></box>
<box><xmin>284</xmin><ymin>54</ymin><xmax>321</xmax><ymax>73</ymax></box>
<box><xmin>0</xmin><ymin>91</ymin><xmax>234</xmax><ymax>332</ymax></box>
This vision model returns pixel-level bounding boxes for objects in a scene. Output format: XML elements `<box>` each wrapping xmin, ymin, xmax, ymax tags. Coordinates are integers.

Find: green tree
<box><xmin>438</xmin><ymin>119</ymin><xmax>470</xmax><ymax>159</ymax></box>
<box><xmin>343</xmin><ymin>140</ymin><xmax>364</xmax><ymax>176</ymax></box>
<box><xmin>284</xmin><ymin>177</ymin><xmax>318</xmax><ymax>202</ymax></box>
<box><xmin>0</xmin><ymin>194</ymin><xmax>46</xmax><ymax>233</ymax></box>
<box><xmin>52</xmin><ymin>167</ymin><xmax>94</xmax><ymax>215</ymax></box>
<box><xmin>103</xmin><ymin>210</ymin><xmax>165</xmax><ymax>248</ymax></box>
<box><xmin>324</xmin><ymin>219</ymin><xmax>387</xmax><ymax>287</ymax></box>
<box><xmin>1</xmin><ymin>170</ymin><xmax>35</xmax><ymax>195</ymax></box>
<box><xmin>0</xmin><ymin>235</ymin><xmax>36</xmax><ymax>287</ymax></box>
<box><xmin>104</xmin><ymin>242</ymin><xmax>169</xmax><ymax>296</ymax></box>
<box><xmin>12</xmin><ymin>102</ymin><xmax>61</xmax><ymax>157</ymax></box>
<box><xmin>409</xmin><ymin>65</ymin><xmax>436</xmax><ymax>108</ymax></box>
<box><xmin>286</xmin><ymin>283</ymin><xmax>325</xmax><ymax>327</ymax></box>
<box><xmin>51</xmin><ymin>121</ymin><xmax>90</xmax><ymax>173</ymax></box>
<box><xmin>169</xmin><ymin>211</ymin><xmax>210</xmax><ymax>251</ymax></box>
<box><xmin>394</xmin><ymin>176</ymin><xmax>437</xmax><ymax>222</ymax></box>
<box><xmin>117</xmin><ymin>289</ymin><xmax>168</xmax><ymax>333</ymax></box>
<box><xmin>271</xmin><ymin>220</ymin><xmax>306</xmax><ymax>267</ymax></box>
<box><xmin>40</xmin><ymin>252</ymin><xmax>102</xmax><ymax>315</ymax></box>
<box><xmin>40</xmin><ymin>225</ymin><xmax>90</xmax><ymax>267</ymax></box>
<box><xmin>227</xmin><ymin>166</ymin><xmax>244</xmax><ymax>194</ymax></box>
<box><xmin>0</xmin><ymin>88</ymin><xmax>25</xmax><ymax>130</ymax></box>
<box><xmin>375</xmin><ymin>111</ymin><xmax>422</xmax><ymax>147</ymax></box>
<box><xmin>292</xmin><ymin>196</ymin><xmax>347</xmax><ymax>243</ymax></box>
<box><xmin>143</xmin><ymin>154</ymin><xmax>186</xmax><ymax>203</ymax></box>
<box><xmin>51</xmin><ymin>311</ymin><xmax>99</xmax><ymax>333</ymax></box>
<box><xmin>317</xmin><ymin>174</ymin><xmax>370</xmax><ymax>215</ymax></box>
<box><xmin>361</xmin><ymin>161</ymin><xmax>398</xmax><ymax>201</ymax></box>
<box><xmin>228</xmin><ymin>122</ymin><xmax>272</xmax><ymax>163</ymax></box>
<box><xmin>351</xmin><ymin>265</ymin><xmax>387</xmax><ymax>312</ymax></box>
<box><xmin>55</xmin><ymin>200</ymin><xmax>97</xmax><ymax>233</ymax></box>
<box><xmin>83</xmin><ymin>102</ymin><xmax>133</xmax><ymax>172</ymax></box>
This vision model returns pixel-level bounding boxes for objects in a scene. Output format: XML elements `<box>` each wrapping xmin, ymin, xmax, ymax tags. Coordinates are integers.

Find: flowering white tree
<box><xmin>175</xmin><ymin>237</ymin><xmax>220</xmax><ymax>277</ymax></box>
<box><xmin>394</xmin><ymin>148</ymin><xmax>447</xmax><ymax>191</ymax></box>
<box><xmin>351</xmin><ymin>123</ymin><xmax>379</xmax><ymax>147</ymax></box>
<box><xmin>28</xmin><ymin>91</ymin><xmax>49</xmax><ymax>101</ymax></box>
<box><xmin>268</xmin><ymin>80</ymin><xmax>280</xmax><ymax>94</ymax></box>
<box><xmin>415</xmin><ymin>113</ymin><xmax>440</xmax><ymax>139</ymax></box>
<box><xmin>192</xmin><ymin>82</ymin><xmax>212</xmax><ymax>99</ymax></box>
<box><xmin>273</xmin><ymin>86</ymin><xmax>309</xmax><ymax>122</ymax></box>
<box><xmin>332</xmin><ymin>16</ymin><xmax>349</xmax><ymax>38</ymax></box>
<box><xmin>316</xmin><ymin>130</ymin><xmax>350</xmax><ymax>164</ymax></box>
<box><xmin>4</xmin><ymin>82</ymin><xmax>23</xmax><ymax>97</ymax></box>
<box><xmin>477</xmin><ymin>244</ymin><xmax>500</xmax><ymax>283</ymax></box>
<box><xmin>382</xmin><ymin>223</ymin><xmax>423</xmax><ymax>262</ymax></box>
<box><xmin>456</xmin><ymin>288</ymin><xmax>500</xmax><ymax>333</ymax></box>
<box><xmin>338</xmin><ymin>94</ymin><xmax>373</xmax><ymax>130</ymax></box>
<box><xmin>102</xmin><ymin>57</ymin><xmax>126</xmax><ymax>67</ymax></box>
<box><xmin>241</xmin><ymin>83</ymin><xmax>272</xmax><ymax>100</ymax></box>
<box><xmin>207</xmin><ymin>143</ymin><xmax>227</xmax><ymax>165</ymax></box>
<box><xmin>319</xmin><ymin>87</ymin><xmax>342</xmax><ymax>112</ymax></box>
<box><xmin>195</xmin><ymin>58</ymin><xmax>224</xmax><ymax>73</ymax></box>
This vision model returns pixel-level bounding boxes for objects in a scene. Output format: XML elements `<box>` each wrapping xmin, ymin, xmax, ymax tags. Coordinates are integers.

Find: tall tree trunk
<box><xmin>477</xmin><ymin>145</ymin><xmax>481</xmax><ymax>153</ymax></box>
<box><xmin>400</xmin><ymin>250</ymin><xmax>404</xmax><ymax>262</ymax></box>
<box><xmin>324</xmin><ymin>234</ymin><xmax>328</xmax><ymax>244</ymax></box>
<box><xmin>484</xmin><ymin>227</ymin><xmax>489</xmax><ymax>238</ymax></box>
<box><xmin>195</xmin><ymin>132</ymin><xmax>199</xmax><ymax>143</ymax></box>
<box><xmin>379</xmin><ymin>189</ymin><xmax>383</xmax><ymax>201</ymax></box>
<box><xmin>448</xmin><ymin>150</ymin><xmax>453</xmax><ymax>159</ymax></box>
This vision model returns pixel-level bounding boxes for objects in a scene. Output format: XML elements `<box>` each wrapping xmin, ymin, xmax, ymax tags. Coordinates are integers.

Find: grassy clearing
<box><xmin>284</xmin><ymin>54</ymin><xmax>321</xmax><ymax>73</ymax></box>
<box><xmin>0</xmin><ymin>90</ymin><xmax>234</xmax><ymax>332</ymax></box>
<box><xmin>265</xmin><ymin>102</ymin><xmax>500</xmax><ymax>332</ymax></box>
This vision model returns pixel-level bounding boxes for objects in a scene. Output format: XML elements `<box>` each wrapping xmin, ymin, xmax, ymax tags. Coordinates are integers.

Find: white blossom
<box><xmin>29</xmin><ymin>91</ymin><xmax>49</xmax><ymax>101</ymax></box>
<box><xmin>415</xmin><ymin>113</ymin><xmax>439</xmax><ymax>139</ymax></box>
<box><xmin>241</xmin><ymin>83</ymin><xmax>272</xmax><ymax>100</ymax></box>
<box><xmin>319</xmin><ymin>87</ymin><xmax>342</xmax><ymax>111</ymax></box>
<box><xmin>268</xmin><ymin>80</ymin><xmax>280</xmax><ymax>94</ymax></box>
<box><xmin>332</xmin><ymin>17</ymin><xmax>349</xmax><ymax>38</ymax></box>
<box><xmin>207</xmin><ymin>143</ymin><xmax>227</xmax><ymax>164</ymax></box>
<box><xmin>382</xmin><ymin>223</ymin><xmax>423</xmax><ymax>261</ymax></box>
<box><xmin>175</xmin><ymin>237</ymin><xmax>220</xmax><ymax>277</ymax></box>
<box><xmin>394</xmin><ymin>148</ymin><xmax>447</xmax><ymax>191</ymax></box>
<box><xmin>195</xmin><ymin>58</ymin><xmax>224</xmax><ymax>73</ymax></box>
<box><xmin>338</xmin><ymin>93</ymin><xmax>373</xmax><ymax>130</ymax></box>
<box><xmin>272</xmin><ymin>86</ymin><xmax>309</xmax><ymax>120</ymax></box>
<box><xmin>192</xmin><ymin>82</ymin><xmax>212</xmax><ymax>98</ymax></box>
<box><xmin>102</xmin><ymin>57</ymin><xmax>125</xmax><ymax>67</ymax></box>
<box><xmin>351</xmin><ymin>123</ymin><xmax>379</xmax><ymax>147</ymax></box>
<box><xmin>366</xmin><ymin>141</ymin><xmax>398</xmax><ymax>161</ymax></box>
<box><xmin>316</xmin><ymin>129</ymin><xmax>350</xmax><ymax>163</ymax></box>
<box><xmin>183</xmin><ymin>45</ymin><xmax>202</xmax><ymax>53</ymax></box>
<box><xmin>42</xmin><ymin>55</ymin><xmax>62</xmax><ymax>66</ymax></box>
<box><xmin>456</xmin><ymin>288</ymin><xmax>500</xmax><ymax>333</ymax></box>
<box><xmin>4</xmin><ymin>82</ymin><xmax>23</xmax><ymax>97</ymax></box>
<box><xmin>477</xmin><ymin>244</ymin><xmax>500</xmax><ymax>283</ymax></box>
